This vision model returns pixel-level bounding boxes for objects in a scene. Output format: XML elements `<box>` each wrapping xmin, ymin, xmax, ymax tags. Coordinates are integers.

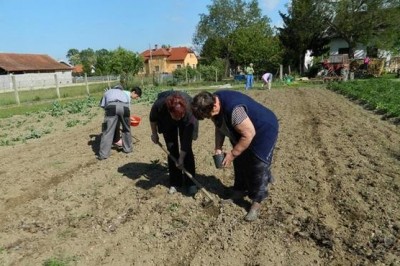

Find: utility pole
<box><xmin>149</xmin><ymin>44</ymin><xmax>152</xmax><ymax>76</ymax></box>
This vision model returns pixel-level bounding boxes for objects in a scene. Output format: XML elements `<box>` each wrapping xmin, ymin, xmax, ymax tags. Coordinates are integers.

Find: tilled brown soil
<box><xmin>0</xmin><ymin>88</ymin><xmax>399</xmax><ymax>266</ymax></box>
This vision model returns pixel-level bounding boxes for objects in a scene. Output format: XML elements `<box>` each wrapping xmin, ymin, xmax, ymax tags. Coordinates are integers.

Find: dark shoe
<box><xmin>96</xmin><ymin>155</ymin><xmax>106</xmax><ymax>160</ymax></box>
<box><xmin>187</xmin><ymin>185</ymin><xmax>198</xmax><ymax>196</ymax></box>
<box><xmin>244</xmin><ymin>202</ymin><xmax>260</xmax><ymax>222</ymax></box>
<box><xmin>220</xmin><ymin>190</ymin><xmax>246</xmax><ymax>204</ymax></box>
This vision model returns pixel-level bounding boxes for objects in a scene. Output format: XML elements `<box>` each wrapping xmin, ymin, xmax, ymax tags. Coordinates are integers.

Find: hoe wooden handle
<box><xmin>157</xmin><ymin>142</ymin><xmax>214</xmax><ymax>202</ymax></box>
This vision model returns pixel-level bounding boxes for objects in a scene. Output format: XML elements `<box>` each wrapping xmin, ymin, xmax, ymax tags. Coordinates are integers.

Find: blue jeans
<box><xmin>246</xmin><ymin>74</ymin><xmax>254</xmax><ymax>90</ymax></box>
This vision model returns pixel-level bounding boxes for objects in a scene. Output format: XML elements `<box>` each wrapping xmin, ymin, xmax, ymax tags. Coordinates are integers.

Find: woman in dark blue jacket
<box><xmin>192</xmin><ymin>90</ymin><xmax>279</xmax><ymax>221</ymax></box>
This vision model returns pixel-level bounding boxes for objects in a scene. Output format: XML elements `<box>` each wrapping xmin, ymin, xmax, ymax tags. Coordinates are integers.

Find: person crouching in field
<box><xmin>191</xmin><ymin>90</ymin><xmax>279</xmax><ymax>221</ymax></box>
<box><xmin>112</xmin><ymin>87</ymin><xmax>142</xmax><ymax>147</ymax></box>
<box><xmin>149</xmin><ymin>91</ymin><xmax>199</xmax><ymax>196</ymax></box>
<box><xmin>262</xmin><ymin>72</ymin><xmax>273</xmax><ymax>90</ymax></box>
<box><xmin>97</xmin><ymin>85</ymin><xmax>141</xmax><ymax>160</ymax></box>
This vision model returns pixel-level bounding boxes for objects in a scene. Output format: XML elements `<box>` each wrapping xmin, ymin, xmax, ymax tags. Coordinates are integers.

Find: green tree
<box><xmin>229</xmin><ymin>23</ymin><xmax>282</xmax><ymax>75</ymax></box>
<box><xmin>200</xmin><ymin>37</ymin><xmax>226</xmax><ymax>65</ymax></box>
<box><xmin>197</xmin><ymin>60</ymin><xmax>225</xmax><ymax>82</ymax></box>
<box><xmin>172</xmin><ymin>66</ymin><xmax>198</xmax><ymax>83</ymax></box>
<box><xmin>80</xmin><ymin>48</ymin><xmax>96</xmax><ymax>76</ymax></box>
<box><xmin>278</xmin><ymin>0</ymin><xmax>330</xmax><ymax>74</ymax></box>
<box><xmin>94</xmin><ymin>49</ymin><xmax>112</xmax><ymax>75</ymax></box>
<box><xmin>66</xmin><ymin>48</ymin><xmax>81</xmax><ymax>65</ymax></box>
<box><xmin>322</xmin><ymin>0</ymin><xmax>400</xmax><ymax>58</ymax></box>
<box><xmin>193</xmin><ymin>0</ymin><xmax>274</xmax><ymax>76</ymax></box>
<box><xmin>108</xmin><ymin>47</ymin><xmax>143</xmax><ymax>85</ymax></box>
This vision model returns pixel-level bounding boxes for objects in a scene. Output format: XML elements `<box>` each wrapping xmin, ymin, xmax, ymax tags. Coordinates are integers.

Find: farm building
<box><xmin>328</xmin><ymin>38</ymin><xmax>400</xmax><ymax>75</ymax></box>
<box><xmin>0</xmin><ymin>53</ymin><xmax>73</xmax><ymax>92</ymax></box>
<box><xmin>140</xmin><ymin>45</ymin><xmax>198</xmax><ymax>75</ymax></box>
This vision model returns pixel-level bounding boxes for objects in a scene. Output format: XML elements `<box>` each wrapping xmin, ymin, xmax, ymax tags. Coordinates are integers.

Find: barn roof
<box><xmin>0</xmin><ymin>53</ymin><xmax>72</xmax><ymax>72</ymax></box>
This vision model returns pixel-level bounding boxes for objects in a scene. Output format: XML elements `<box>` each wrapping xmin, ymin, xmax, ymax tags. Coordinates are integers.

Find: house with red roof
<box><xmin>0</xmin><ymin>53</ymin><xmax>73</xmax><ymax>92</ymax></box>
<box><xmin>140</xmin><ymin>45</ymin><xmax>198</xmax><ymax>75</ymax></box>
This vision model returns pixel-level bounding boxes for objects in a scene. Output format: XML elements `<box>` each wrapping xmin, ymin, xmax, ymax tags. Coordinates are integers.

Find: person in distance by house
<box><xmin>149</xmin><ymin>90</ymin><xmax>199</xmax><ymax>196</ymax></box>
<box><xmin>191</xmin><ymin>90</ymin><xmax>279</xmax><ymax>221</ymax></box>
<box><xmin>97</xmin><ymin>85</ymin><xmax>142</xmax><ymax>160</ymax></box>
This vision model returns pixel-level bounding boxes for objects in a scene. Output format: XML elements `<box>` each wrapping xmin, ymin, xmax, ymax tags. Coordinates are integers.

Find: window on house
<box><xmin>155</xmin><ymin>66</ymin><xmax>160</xmax><ymax>72</ymax></box>
<box><xmin>367</xmin><ymin>47</ymin><xmax>378</xmax><ymax>57</ymax></box>
<box><xmin>177</xmin><ymin>65</ymin><xmax>181</xmax><ymax>69</ymax></box>
<box><xmin>338</xmin><ymin>48</ymin><xmax>349</xmax><ymax>55</ymax></box>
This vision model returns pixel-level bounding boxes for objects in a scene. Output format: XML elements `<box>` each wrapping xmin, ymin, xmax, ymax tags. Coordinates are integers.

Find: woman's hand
<box><xmin>222</xmin><ymin>151</ymin><xmax>235</xmax><ymax>167</ymax></box>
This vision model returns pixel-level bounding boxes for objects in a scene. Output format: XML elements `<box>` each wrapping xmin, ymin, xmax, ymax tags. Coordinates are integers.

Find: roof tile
<box><xmin>0</xmin><ymin>53</ymin><xmax>72</xmax><ymax>72</ymax></box>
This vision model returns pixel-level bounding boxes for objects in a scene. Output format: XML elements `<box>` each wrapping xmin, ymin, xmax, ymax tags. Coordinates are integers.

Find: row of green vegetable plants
<box><xmin>327</xmin><ymin>79</ymin><xmax>400</xmax><ymax>120</ymax></box>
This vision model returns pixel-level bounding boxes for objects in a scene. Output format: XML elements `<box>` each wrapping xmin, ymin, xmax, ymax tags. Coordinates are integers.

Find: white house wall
<box><xmin>0</xmin><ymin>71</ymin><xmax>72</xmax><ymax>92</ymax></box>
<box><xmin>329</xmin><ymin>38</ymin><xmax>366</xmax><ymax>59</ymax></box>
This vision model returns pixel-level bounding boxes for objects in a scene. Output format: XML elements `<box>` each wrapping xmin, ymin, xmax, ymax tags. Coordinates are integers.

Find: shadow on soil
<box><xmin>88</xmin><ymin>134</ymin><xmax>101</xmax><ymax>155</ymax></box>
<box><xmin>117</xmin><ymin>162</ymin><xmax>230</xmax><ymax>200</ymax></box>
<box><xmin>88</xmin><ymin>133</ymin><xmax>134</xmax><ymax>156</ymax></box>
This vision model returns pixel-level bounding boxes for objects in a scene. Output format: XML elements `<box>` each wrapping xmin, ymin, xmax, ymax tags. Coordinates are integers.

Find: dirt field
<box><xmin>0</xmin><ymin>88</ymin><xmax>399</xmax><ymax>265</ymax></box>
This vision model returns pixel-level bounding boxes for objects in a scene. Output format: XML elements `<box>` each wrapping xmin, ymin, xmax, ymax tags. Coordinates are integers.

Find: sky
<box><xmin>0</xmin><ymin>0</ymin><xmax>289</xmax><ymax>61</ymax></box>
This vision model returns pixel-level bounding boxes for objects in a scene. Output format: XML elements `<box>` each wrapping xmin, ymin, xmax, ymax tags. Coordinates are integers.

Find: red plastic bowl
<box><xmin>130</xmin><ymin>115</ymin><xmax>141</xmax><ymax>127</ymax></box>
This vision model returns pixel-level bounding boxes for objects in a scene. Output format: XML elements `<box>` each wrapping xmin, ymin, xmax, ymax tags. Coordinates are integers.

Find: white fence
<box><xmin>0</xmin><ymin>72</ymin><xmax>119</xmax><ymax>93</ymax></box>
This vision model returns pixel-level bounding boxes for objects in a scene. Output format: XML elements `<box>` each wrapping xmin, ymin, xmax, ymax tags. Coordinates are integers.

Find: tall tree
<box><xmin>278</xmin><ymin>0</ymin><xmax>330</xmax><ymax>74</ymax></box>
<box><xmin>79</xmin><ymin>48</ymin><xmax>96</xmax><ymax>76</ymax></box>
<box><xmin>322</xmin><ymin>0</ymin><xmax>400</xmax><ymax>58</ymax></box>
<box><xmin>108</xmin><ymin>47</ymin><xmax>143</xmax><ymax>76</ymax></box>
<box><xmin>193</xmin><ymin>0</ymin><xmax>274</xmax><ymax>76</ymax></box>
<box><xmin>229</xmin><ymin>23</ymin><xmax>283</xmax><ymax>74</ymax></box>
<box><xmin>95</xmin><ymin>49</ymin><xmax>112</xmax><ymax>75</ymax></box>
<box><xmin>66</xmin><ymin>48</ymin><xmax>81</xmax><ymax>65</ymax></box>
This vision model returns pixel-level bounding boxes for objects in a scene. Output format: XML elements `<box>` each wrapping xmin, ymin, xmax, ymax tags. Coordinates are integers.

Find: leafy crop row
<box><xmin>0</xmin><ymin>96</ymin><xmax>99</xmax><ymax>146</ymax></box>
<box><xmin>327</xmin><ymin>79</ymin><xmax>400</xmax><ymax>119</ymax></box>
<box><xmin>49</xmin><ymin>96</ymin><xmax>98</xmax><ymax>117</ymax></box>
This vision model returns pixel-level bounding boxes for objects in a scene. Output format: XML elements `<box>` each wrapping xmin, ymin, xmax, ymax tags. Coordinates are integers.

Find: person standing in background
<box><xmin>245</xmin><ymin>63</ymin><xmax>255</xmax><ymax>90</ymax></box>
<box><xmin>363</xmin><ymin>56</ymin><xmax>370</xmax><ymax>71</ymax></box>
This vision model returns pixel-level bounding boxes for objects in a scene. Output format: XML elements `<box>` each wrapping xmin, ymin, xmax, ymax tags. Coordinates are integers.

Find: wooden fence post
<box><xmin>85</xmin><ymin>73</ymin><xmax>90</xmax><ymax>95</ymax></box>
<box><xmin>280</xmin><ymin>65</ymin><xmax>283</xmax><ymax>80</ymax></box>
<box><xmin>11</xmin><ymin>74</ymin><xmax>20</xmax><ymax>105</ymax></box>
<box><xmin>54</xmin><ymin>73</ymin><xmax>60</xmax><ymax>99</ymax></box>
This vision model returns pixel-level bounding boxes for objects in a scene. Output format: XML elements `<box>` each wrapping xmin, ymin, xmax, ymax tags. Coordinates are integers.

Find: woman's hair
<box><xmin>191</xmin><ymin>91</ymin><xmax>215</xmax><ymax>120</ymax></box>
<box><xmin>165</xmin><ymin>93</ymin><xmax>187</xmax><ymax>118</ymax></box>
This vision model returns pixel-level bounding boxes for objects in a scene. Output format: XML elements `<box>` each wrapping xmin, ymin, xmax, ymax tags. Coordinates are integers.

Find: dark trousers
<box><xmin>162</xmin><ymin>127</ymin><xmax>195</xmax><ymax>188</ymax></box>
<box><xmin>233</xmin><ymin>149</ymin><xmax>274</xmax><ymax>203</ymax></box>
